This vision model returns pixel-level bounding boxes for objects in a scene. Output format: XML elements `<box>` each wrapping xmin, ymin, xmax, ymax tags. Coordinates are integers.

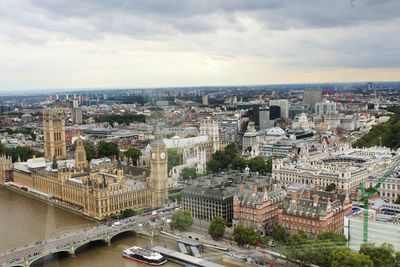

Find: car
<box><xmin>112</xmin><ymin>221</ymin><xmax>122</xmax><ymax>226</ymax></box>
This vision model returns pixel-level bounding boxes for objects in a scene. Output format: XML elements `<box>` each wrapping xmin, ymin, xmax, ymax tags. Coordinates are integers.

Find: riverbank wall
<box><xmin>0</xmin><ymin>183</ymin><xmax>100</xmax><ymax>223</ymax></box>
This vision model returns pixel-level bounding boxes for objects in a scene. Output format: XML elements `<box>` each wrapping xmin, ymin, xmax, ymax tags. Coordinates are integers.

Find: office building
<box><xmin>269</xmin><ymin>99</ymin><xmax>289</xmax><ymax>118</ymax></box>
<box><xmin>259</xmin><ymin>106</ymin><xmax>273</xmax><ymax>130</ymax></box>
<box><xmin>303</xmin><ymin>89</ymin><xmax>321</xmax><ymax>113</ymax></box>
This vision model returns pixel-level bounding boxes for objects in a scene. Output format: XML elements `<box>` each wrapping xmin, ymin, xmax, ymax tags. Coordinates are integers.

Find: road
<box><xmin>0</xmin><ymin>207</ymin><xmax>174</xmax><ymax>267</ymax></box>
<box><xmin>348</xmin><ymin>216</ymin><xmax>400</xmax><ymax>251</ymax></box>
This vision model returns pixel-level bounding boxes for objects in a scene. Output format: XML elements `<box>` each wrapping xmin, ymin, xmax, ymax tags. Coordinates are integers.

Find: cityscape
<box><xmin>1</xmin><ymin>1</ymin><xmax>400</xmax><ymax>267</ymax></box>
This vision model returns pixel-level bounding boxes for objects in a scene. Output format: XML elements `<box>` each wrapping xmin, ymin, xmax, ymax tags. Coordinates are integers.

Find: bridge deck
<box><xmin>0</xmin><ymin>215</ymin><xmax>151</xmax><ymax>267</ymax></box>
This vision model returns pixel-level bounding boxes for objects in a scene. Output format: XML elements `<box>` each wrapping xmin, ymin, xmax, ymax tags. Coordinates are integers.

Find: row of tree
<box><xmin>167</xmin><ymin>210</ymin><xmax>400</xmax><ymax>267</ymax></box>
<box><xmin>95</xmin><ymin>113</ymin><xmax>146</xmax><ymax>125</ymax></box>
<box><xmin>84</xmin><ymin>141</ymin><xmax>141</xmax><ymax>165</ymax></box>
<box><xmin>0</xmin><ymin>144</ymin><xmax>44</xmax><ymax>163</ymax></box>
<box><xmin>206</xmin><ymin>144</ymin><xmax>273</xmax><ymax>174</ymax></box>
<box><xmin>232</xmin><ymin>223</ymin><xmax>400</xmax><ymax>267</ymax></box>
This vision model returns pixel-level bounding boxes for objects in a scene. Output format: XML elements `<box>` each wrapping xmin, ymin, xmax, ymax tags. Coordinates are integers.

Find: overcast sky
<box><xmin>0</xmin><ymin>0</ymin><xmax>399</xmax><ymax>90</ymax></box>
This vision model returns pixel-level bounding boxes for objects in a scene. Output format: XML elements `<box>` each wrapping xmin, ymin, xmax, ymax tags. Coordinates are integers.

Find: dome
<box><xmin>266</xmin><ymin>127</ymin><xmax>286</xmax><ymax>136</ymax></box>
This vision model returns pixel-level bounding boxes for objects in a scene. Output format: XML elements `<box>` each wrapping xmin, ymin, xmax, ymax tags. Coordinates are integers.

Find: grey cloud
<box><xmin>1</xmin><ymin>0</ymin><xmax>400</xmax><ymax>70</ymax></box>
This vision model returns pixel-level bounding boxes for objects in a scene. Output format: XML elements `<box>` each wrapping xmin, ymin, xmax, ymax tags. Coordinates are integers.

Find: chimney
<box><xmin>252</xmin><ymin>186</ymin><xmax>258</xmax><ymax>193</ymax></box>
<box><xmin>315</xmin><ymin>183</ymin><xmax>320</xmax><ymax>191</ymax></box>
<box><xmin>313</xmin><ymin>194</ymin><xmax>320</xmax><ymax>207</ymax></box>
<box><xmin>304</xmin><ymin>190</ymin><xmax>311</xmax><ymax>199</ymax></box>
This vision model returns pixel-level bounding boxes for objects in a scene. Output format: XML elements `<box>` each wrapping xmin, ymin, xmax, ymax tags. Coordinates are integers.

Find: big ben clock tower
<box><xmin>149</xmin><ymin>126</ymin><xmax>168</xmax><ymax>209</ymax></box>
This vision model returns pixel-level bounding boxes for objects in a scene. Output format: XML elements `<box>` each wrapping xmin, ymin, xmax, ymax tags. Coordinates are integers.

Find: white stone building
<box><xmin>272</xmin><ymin>146</ymin><xmax>399</xmax><ymax>192</ymax></box>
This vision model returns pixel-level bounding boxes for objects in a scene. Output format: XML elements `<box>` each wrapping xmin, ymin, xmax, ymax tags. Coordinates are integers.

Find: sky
<box><xmin>0</xmin><ymin>0</ymin><xmax>400</xmax><ymax>91</ymax></box>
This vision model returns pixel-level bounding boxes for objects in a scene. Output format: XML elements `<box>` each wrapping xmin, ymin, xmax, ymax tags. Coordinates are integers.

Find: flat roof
<box><xmin>152</xmin><ymin>246</ymin><xmax>224</xmax><ymax>267</ymax></box>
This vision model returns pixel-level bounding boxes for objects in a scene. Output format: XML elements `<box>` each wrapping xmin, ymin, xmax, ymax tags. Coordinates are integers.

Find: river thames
<box><xmin>0</xmin><ymin>187</ymin><xmax>186</xmax><ymax>266</ymax></box>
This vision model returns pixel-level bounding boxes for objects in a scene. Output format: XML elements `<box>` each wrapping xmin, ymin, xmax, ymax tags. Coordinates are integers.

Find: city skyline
<box><xmin>1</xmin><ymin>1</ymin><xmax>400</xmax><ymax>91</ymax></box>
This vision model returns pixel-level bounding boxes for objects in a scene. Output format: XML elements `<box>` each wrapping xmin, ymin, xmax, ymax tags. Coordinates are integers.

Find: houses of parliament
<box><xmin>0</xmin><ymin>109</ymin><xmax>169</xmax><ymax>220</ymax></box>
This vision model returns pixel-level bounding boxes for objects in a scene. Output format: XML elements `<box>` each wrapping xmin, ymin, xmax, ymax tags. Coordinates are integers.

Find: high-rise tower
<box><xmin>149</xmin><ymin>126</ymin><xmax>168</xmax><ymax>209</ymax></box>
<box><xmin>43</xmin><ymin>109</ymin><xmax>67</xmax><ymax>161</ymax></box>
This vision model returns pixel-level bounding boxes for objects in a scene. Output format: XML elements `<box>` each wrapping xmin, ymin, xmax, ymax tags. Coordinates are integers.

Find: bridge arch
<box><xmin>72</xmin><ymin>238</ymin><xmax>110</xmax><ymax>255</ymax></box>
<box><xmin>109</xmin><ymin>229</ymin><xmax>137</xmax><ymax>242</ymax></box>
<box><xmin>28</xmin><ymin>250</ymin><xmax>72</xmax><ymax>266</ymax></box>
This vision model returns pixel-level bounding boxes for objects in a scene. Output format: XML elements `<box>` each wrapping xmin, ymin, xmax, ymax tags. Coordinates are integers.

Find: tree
<box><xmin>98</xmin><ymin>141</ymin><xmax>119</xmax><ymax>159</ymax></box>
<box><xmin>359</xmin><ymin>243</ymin><xmax>396</xmax><ymax>267</ymax></box>
<box><xmin>85</xmin><ymin>144</ymin><xmax>96</xmax><ymax>161</ymax></box>
<box><xmin>233</xmin><ymin>225</ymin><xmax>260</xmax><ymax>246</ymax></box>
<box><xmin>270</xmin><ymin>224</ymin><xmax>288</xmax><ymax>243</ymax></box>
<box><xmin>121</xmin><ymin>209</ymin><xmax>136</xmax><ymax>218</ymax></box>
<box><xmin>331</xmin><ymin>247</ymin><xmax>373</xmax><ymax>267</ymax></box>
<box><xmin>125</xmin><ymin>148</ymin><xmax>141</xmax><ymax>166</ymax></box>
<box><xmin>247</xmin><ymin>156</ymin><xmax>267</xmax><ymax>174</ymax></box>
<box><xmin>395</xmin><ymin>195</ymin><xmax>400</xmax><ymax>205</ymax></box>
<box><xmin>231</xmin><ymin>156</ymin><xmax>247</xmax><ymax>171</ymax></box>
<box><xmin>285</xmin><ymin>231</ymin><xmax>311</xmax><ymax>266</ymax></box>
<box><xmin>310</xmin><ymin>232</ymin><xmax>347</xmax><ymax>267</ymax></box>
<box><xmin>96</xmin><ymin>113</ymin><xmax>146</xmax><ymax>125</ymax></box>
<box><xmin>166</xmin><ymin>133</ymin><xmax>176</xmax><ymax>139</ymax></box>
<box><xmin>395</xmin><ymin>251</ymin><xmax>400</xmax><ymax>267</ymax></box>
<box><xmin>181</xmin><ymin>167</ymin><xmax>197</xmax><ymax>180</ymax></box>
<box><xmin>326</xmin><ymin>183</ymin><xmax>337</xmax><ymax>192</ymax></box>
<box><xmin>265</xmin><ymin>156</ymin><xmax>273</xmax><ymax>174</ymax></box>
<box><xmin>171</xmin><ymin>210</ymin><xmax>193</xmax><ymax>231</ymax></box>
<box><xmin>206</xmin><ymin>158</ymin><xmax>222</xmax><ymax>173</ymax></box>
<box><xmin>208</xmin><ymin>216</ymin><xmax>225</xmax><ymax>240</ymax></box>
<box><xmin>168</xmin><ymin>149</ymin><xmax>181</xmax><ymax>171</ymax></box>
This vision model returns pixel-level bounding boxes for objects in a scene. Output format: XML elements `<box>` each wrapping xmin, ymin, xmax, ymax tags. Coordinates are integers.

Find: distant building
<box><xmin>202</xmin><ymin>95</ymin><xmax>209</xmax><ymax>106</ymax></box>
<box><xmin>270</xmin><ymin>99</ymin><xmax>289</xmax><ymax>118</ymax></box>
<box><xmin>269</xmin><ymin>105</ymin><xmax>281</xmax><ymax>120</ymax></box>
<box><xmin>155</xmin><ymin>100</ymin><xmax>169</xmax><ymax>106</ymax></box>
<box><xmin>278</xmin><ymin>189</ymin><xmax>351</xmax><ymax>238</ymax></box>
<box><xmin>71</xmin><ymin>107</ymin><xmax>83</xmax><ymax>125</ymax></box>
<box><xmin>200</xmin><ymin>118</ymin><xmax>220</xmax><ymax>153</ymax></box>
<box><xmin>242</xmin><ymin>130</ymin><xmax>257</xmax><ymax>151</ymax></box>
<box><xmin>303</xmin><ymin>89</ymin><xmax>321</xmax><ymax>113</ymax></box>
<box><xmin>315</xmin><ymin>101</ymin><xmax>336</xmax><ymax>115</ymax></box>
<box><xmin>259</xmin><ymin>106</ymin><xmax>273</xmax><ymax>130</ymax></box>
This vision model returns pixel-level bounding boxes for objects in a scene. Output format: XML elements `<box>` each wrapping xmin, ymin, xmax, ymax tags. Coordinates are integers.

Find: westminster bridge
<box><xmin>0</xmin><ymin>214</ymin><xmax>157</xmax><ymax>267</ymax></box>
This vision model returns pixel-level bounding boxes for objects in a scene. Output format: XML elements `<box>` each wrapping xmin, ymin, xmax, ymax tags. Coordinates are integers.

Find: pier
<box><xmin>152</xmin><ymin>246</ymin><xmax>224</xmax><ymax>267</ymax></box>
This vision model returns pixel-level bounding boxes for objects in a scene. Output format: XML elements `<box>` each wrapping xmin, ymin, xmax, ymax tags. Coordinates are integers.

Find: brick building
<box><xmin>278</xmin><ymin>189</ymin><xmax>351</xmax><ymax>238</ymax></box>
<box><xmin>233</xmin><ymin>186</ymin><xmax>286</xmax><ymax>234</ymax></box>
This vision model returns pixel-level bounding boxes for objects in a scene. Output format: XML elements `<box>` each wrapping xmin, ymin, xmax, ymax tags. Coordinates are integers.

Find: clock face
<box><xmin>160</xmin><ymin>152</ymin><xmax>166</xmax><ymax>159</ymax></box>
<box><xmin>151</xmin><ymin>153</ymin><xmax>156</xmax><ymax>159</ymax></box>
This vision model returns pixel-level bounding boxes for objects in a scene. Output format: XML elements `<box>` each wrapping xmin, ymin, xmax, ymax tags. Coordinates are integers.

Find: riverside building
<box><xmin>0</xmin><ymin>109</ymin><xmax>169</xmax><ymax>220</ymax></box>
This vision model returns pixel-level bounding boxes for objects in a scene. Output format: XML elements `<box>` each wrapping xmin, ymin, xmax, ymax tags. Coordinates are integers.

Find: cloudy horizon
<box><xmin>1</xmin><ymin>0</ymin><xmax>400</xmax><ymax>91</ymax></box>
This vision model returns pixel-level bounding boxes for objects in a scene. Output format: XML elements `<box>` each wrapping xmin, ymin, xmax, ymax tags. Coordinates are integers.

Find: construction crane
<box><xmin>358</xmin><ymin>156</ymin><xmax>400</xmax><ymax>243</ymax></box>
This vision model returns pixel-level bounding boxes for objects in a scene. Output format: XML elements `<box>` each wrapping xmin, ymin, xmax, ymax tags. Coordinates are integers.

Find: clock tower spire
<box><xmin>149</xmin><ymin>125</ymin><xmax>168</xmax><ymax>209</ymax></box>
